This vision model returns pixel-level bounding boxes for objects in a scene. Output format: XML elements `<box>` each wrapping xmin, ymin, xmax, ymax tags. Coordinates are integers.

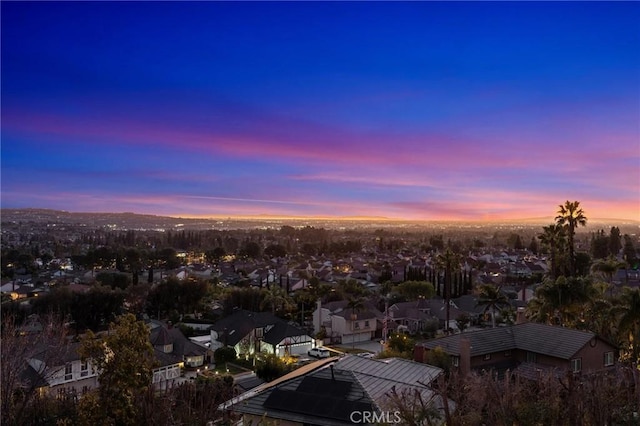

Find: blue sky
<box><xmin>2</xmin><ymin>1</ymin><xmax>639</xmax><ymax>221</ymax></box>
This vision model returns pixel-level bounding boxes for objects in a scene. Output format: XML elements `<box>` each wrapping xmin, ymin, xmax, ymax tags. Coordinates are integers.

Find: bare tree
<box><xmin>1</xmin><ymin>313</ymin><xmax>69</xmax><ymax>425</ymax></box>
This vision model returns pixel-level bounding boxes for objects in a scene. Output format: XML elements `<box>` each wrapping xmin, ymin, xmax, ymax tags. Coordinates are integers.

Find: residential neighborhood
<box><xmin>2</xmin><ymin>209</ymin><xmax>639</xmax><ymax>424</ymax></box>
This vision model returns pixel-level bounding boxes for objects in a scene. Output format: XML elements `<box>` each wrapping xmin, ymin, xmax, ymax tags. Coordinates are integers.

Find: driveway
<box><xmin>334</xmin><ymin>339</ymin><xmax>385</xmax><ymax>354</ymax></box>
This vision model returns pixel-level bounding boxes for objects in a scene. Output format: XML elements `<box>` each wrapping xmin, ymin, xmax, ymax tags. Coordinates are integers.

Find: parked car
<box><xmin>308</xmin><ymin>347</ymin><xmax>331</xmax><ymax>358</ymax></box>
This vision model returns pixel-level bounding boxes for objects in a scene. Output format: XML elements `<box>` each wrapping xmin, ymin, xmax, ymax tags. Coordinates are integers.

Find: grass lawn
<box><xmin>213</xmin><ymin>362</ymin><xmax>249</xmax><ymax>375</ymax></box>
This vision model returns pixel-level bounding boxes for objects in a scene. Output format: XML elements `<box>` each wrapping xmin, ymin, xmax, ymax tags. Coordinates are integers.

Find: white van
<box><xmin>308</xmin><ymin>347</ymin><xmax>331</xmax><ymax>358</ymax></box>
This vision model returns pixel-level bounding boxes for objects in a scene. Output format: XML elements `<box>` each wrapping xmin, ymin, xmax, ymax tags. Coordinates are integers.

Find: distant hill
<box><xmin>1</xmin><ymin>208</ymin><xmax>637</xmax><ymax>231</ymax></box>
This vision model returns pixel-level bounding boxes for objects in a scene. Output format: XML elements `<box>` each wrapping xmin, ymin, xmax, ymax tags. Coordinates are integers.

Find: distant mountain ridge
<box><xmin>1</xmin><ymin>208</ymin><xmax>638</xmax><ymax>230</ymax></box>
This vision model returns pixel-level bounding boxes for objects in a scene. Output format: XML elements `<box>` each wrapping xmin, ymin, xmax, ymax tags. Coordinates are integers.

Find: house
<box><xmin>26</xmin><ymin>340</ymin><xmax>99</xmax><ymax>396</ymax></box>
<box><xmin>210</xmin><ymin>310</ymin><xmax>314</xmax><ymax>357</ymax></box>
<box><xmin>148</xmin><ymin>321</ymin><xmax>208</xmax><ymax>390</ymax></box>
<box><xmin>415</xmin><ymin>321</ymin><xmax>618</xmax><ymax>378</ymax></box>
<box><xmin>387</xmin><ymin>299</ymin><xmax>438</xmax><ymax>333</ymax></box>
<box><xmin>222</xmin><ymin>355</ymin><xmax>448</xmax><ymax>425</ymax></box>
<box><xmin>313</xmin><ymin>300</ymin><xmax>382</xmax><ymax>344</ymax></box>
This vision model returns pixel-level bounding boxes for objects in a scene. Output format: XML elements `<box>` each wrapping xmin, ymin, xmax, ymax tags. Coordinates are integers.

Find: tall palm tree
<box><xmin>555</xmin><ymin>200</ymin><xmax>588</xmax><ymax>277</ymax></box>
<box><xmin>347</xmin><ymin>296</ymin><xmax>365</xmax><ymax>320</ymax></box>
<box><xmin>538</xmin><ymin>224</ymin><xmax>567</xmax><ymax>279</ymax></box>
<box><xmin>477</xmin><ymin>284</ymin><xmax>509</xmax><ymax>328</ymax></box>
<box><xmin>436</xmin><ymin>249</ymin><xmax>461</xmax><ymax>335</ymax></box>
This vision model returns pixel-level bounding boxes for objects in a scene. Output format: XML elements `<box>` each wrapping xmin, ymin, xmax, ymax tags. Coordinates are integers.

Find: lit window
<box><xmin>484</xmin><ymin>354</ymin><xmax>491</xmax><ymax>361</ymax></box>
<box><xmin>604</xmin><ymin>352</ymin><xmax>614</xmax><ymax>367</ymax></box>
<box><xmin>571</xmin><ymin>358</ymin><xmax>582</xmax><ymax>373</ymax></box>
<box><xmin>452</xmin><ymin>356</ymin><xmax>460</xmax><ymax>367</ymax></box>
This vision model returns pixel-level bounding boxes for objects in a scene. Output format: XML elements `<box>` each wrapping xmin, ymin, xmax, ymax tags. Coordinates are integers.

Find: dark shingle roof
<box><xmin>149</xmin><ymin>324</ymin><xmax>207</xmax><ymax>367</ymax></box>
<box><xmin>513</xmin><ymin>323</ymin><xmax>596</xmax><ymax>359</ymax></box>
<box><xmin>262</xmin><ymin>321</ymin><xmax>311</xmax><ymax>346</ymax></box>
<box><xmin>211</xmin><ymin>310</ymin><xmax>279</xmax><ymax>346</ymax></box>
<box><xmin>420</xmin><ymin>323</ymin><xmax>598</xmax><ymax>360</ymax></box>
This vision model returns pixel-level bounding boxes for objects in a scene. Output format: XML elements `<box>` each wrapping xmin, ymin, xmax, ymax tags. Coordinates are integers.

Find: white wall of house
<box><xmin>274</xmin><ymin>337</ymin><xmax>313</xmax><ymax>357</ymax></box>
<box><xmin>330</xmin><ymin>315</ymin><xmax>375</xmax><ymax>344</ymax></box>
<box><xmin>312</xmin><ymin>307</ymin><xmax>332</xmax><ymax>334</ymax></box>
<box><xmin>28</xmin><ymin>358</ymin><xmax>99</xmax><ymax>394</ymax></box>
<box><xmin>185</xmin><ymin>355</ymin><xmax>204</xmax><ymax>367</ymax></box>
<box><xmin>153</xmin><ymin>363</ymin><xmax>181</xmax><ymax>390</ymax></box>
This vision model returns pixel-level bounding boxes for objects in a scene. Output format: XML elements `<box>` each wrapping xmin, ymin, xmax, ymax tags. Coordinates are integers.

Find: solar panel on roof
<box><xmin>297</xmin><ymin>376</ymin><xmax>352</xmax><ymax>397</ymax></box>
<box><xmin>264</xmin><ymin>388</ymin><xmax>374</xmax><ymax>422</ymax></box>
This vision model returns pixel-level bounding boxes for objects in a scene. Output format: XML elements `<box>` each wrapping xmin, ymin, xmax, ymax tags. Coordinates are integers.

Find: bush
<box><xmin>255</xmin><ymin>354</ymin><xmax>292</xmax><ymax>382</ymax></box>
<box><xmin>214</xmin><ymin>347</ymin><xmax>237</xmax><ymax>365</ymax></box>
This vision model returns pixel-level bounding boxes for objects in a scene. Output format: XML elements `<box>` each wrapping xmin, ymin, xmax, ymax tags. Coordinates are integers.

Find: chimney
<box><xmin>459</xmin><ymin>337</ymin><xmax>471</xmax><ymax>377</ymax></box>
<box><xmin>516</xmin><ymin>307</ymin><xmax>527</xmax><ymax>325</ymax></box>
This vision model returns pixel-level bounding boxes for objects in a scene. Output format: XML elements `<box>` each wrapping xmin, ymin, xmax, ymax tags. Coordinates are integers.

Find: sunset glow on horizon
<box><xmin>2</xmin><ymin>2</ymin><xmax>639</xmax><ymax>222</ymax></box>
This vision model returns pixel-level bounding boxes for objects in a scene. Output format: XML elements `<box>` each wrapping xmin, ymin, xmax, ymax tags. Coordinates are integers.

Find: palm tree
<box><xmin>260</xmin><ymin>285</ymin><xmax>294</xmax><ymax>315</ymax></box>
<box><xmin>580</xmin><ymin>281</ymin><xmax>616</xmax><ymax>340</ymax></box>
<box><xmin>477</xmin><ymin>284</ymin><xmax>509</xmax><ymax>328</ymax></box>
<box><xmin>347</xmin><ymin>296</ymin><xmax>365</xmax><ymax>321</ymax></box>
<box><xmin>347</xmin><ymin>296</ymin><xmax>365</xmax><ymax>348</ymax></box>
<box><xmin>555</xmin><ymin>200</ymin><xmax>588</xmax><ymax>276</ymax></box>
<box><xmin>436</xmin><ymin>249</ymin><xmax>461</xmax><ymax>335</ymax></box>
<box><xmin>538</xmin><ymin>224</ymin><xmax>567</xmax><ymax>279</ymax></box>
<box><xmin>614</xmin><ymin>287</ymin><xmax>640</xmax><ymax>363</ymax></box>
<box><xmin>591</xmin><ymin>257</ymin><xmax>625</xmax><ymax>296</ymax></box>
<box><xmin>529</xmin><ymin>276</ymin><xmax>596</xmax><ymax>327</ymax></box>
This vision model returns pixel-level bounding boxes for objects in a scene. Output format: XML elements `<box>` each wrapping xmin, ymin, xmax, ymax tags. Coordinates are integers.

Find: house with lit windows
<box><xmin>209</xmin><ymin>310</ymin><xmax>314</xmax><ymax>358</ymax></box>
<box><xmin>26</xmin><ymin>341</ymin><xmax>99</xmax><ymax>396</ymax></box>
<box><xmin>149</xmin><ymin>321</ymin><xmax>208</xmax><ymax>389</ymax></box>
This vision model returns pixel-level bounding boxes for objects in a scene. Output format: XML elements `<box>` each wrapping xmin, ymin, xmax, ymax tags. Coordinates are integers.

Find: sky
<box><xmin>2</xmin><ymin>1</ymin><xmax>639</xmax><ymax>222</ymax></box>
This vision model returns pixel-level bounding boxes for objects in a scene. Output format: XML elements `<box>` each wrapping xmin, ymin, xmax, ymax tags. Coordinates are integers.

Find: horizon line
<box><xmin>2</xmin><ymin>207</ymin><xmax>639</xmax><ymax>225</ymax></box>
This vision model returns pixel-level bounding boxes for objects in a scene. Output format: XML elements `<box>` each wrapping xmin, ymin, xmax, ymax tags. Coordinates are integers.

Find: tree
<box><xmin>78</xmin><ymin>313</ymin><xmax>156</xmax><ymax>425</ymax></box>
<box><xmin>436</xmin><ymin>249</ymin><xmax>461</xmax><ymax>334</ymax></box>
<box><xmin>476</xmin><ymin>284</ymin><xmax>508</xmax><ymax>328</ymax></box>
<box><xmin>214</xmin><ymin>346</ymin><xmax>237</xmax><ymax>366</ymax></box>
<box><xmin>591</xmin><ymin>257</ymin><xmax>625</xmax><ymax>295</ymax></box>
<box><xmin>590</xmin><ymin>229</ymin><xmax>610</xmax><ymax>260</ymax></box>
<box><xmin>527</xmin><ymin>276</ymin><xmax>596</xmax><ymax>327</ymax></box>
<box><xmin>260</xmin><ymin>285</ymin><xmax>294</xmax><ymax>315</ymax></box>
<box><xmin>538</xmin><ymin>224</ymin><xmax>567</xmax><ymax>279</ymax></box>
<box><xmin>264</xmin><ymin>244</ymin><xmax>287</xmax><ymax>259</ymax></box>
<box><xmin>456</xmin><ymin>313</ymin><xmax>471</xmax><ymax>333</ymax></box>
<box><xmin>395</xmin><ymin>281</ymin><xmax>435</xmax><ymax>301</ymax></box>
<box><xmin>347</xmin><ymin>296</ymin><xmax>365</xmax><ymax>321</ymax></box>
<box><xmin>255</xmin><ymin>354</ymin><xmax>292</xmax><ymax>382</ymax></box>
<box><xmin>383</xmin><ymin>386</ymin><xmax>443</xmax><ymax>426</ymax></box>
<box><xmin>239</xmin><ymin>241</ymin><xmax>261</xmax><ymax>258</ymax></box>
<box><xmin>623</xmin><ymin>234</ymin><xmax>639</xmax><ymax>269</ymax></box>
<box><xmin>609</xmin><ymin>226</ymin><xmax>622</xmax><ymax>257</ymax></box>
<box><xmin>96</xmin><ymin>271</ymin><xmax>131</xmax><ymax>290</ymax></box>
<box><xmin>423</xmin><ymin>346</ymin><xmax>452</xmax><ymax>374</ymax></box>
<box><xmin>1</xmin><ymin>314</ymin><xmax>69</xmax><ymax>425</ymax></box>
<box><xmin>614</xmin><ymin>287</ymin><xmax>640</xmax><ymax>363</ymax></box>
<box><xmin>205</xmin><ymin>247</ymin><xmax>226</xmax><ymax>264</ymax></box>
<box><xmin>555</xmin><ymin>200</ymin><xmax>588</xmax><ymax>276</ymax></box>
